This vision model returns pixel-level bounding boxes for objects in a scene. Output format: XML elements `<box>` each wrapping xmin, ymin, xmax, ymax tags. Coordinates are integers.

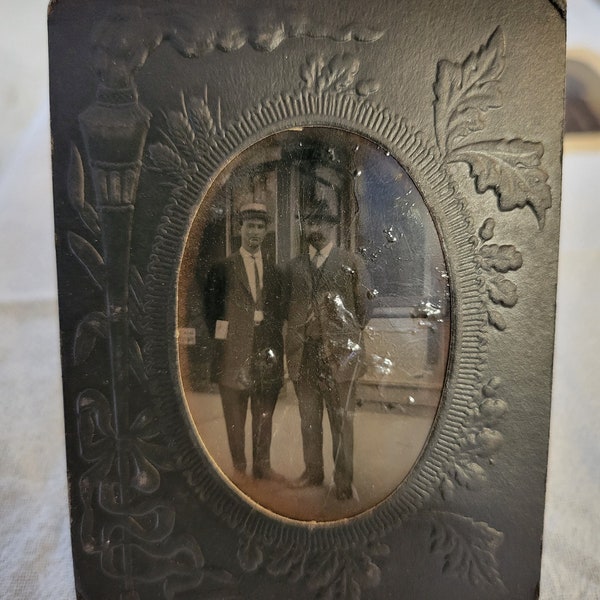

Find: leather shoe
<box><xmin>253</xmin><ymin>467</ymin><xmax>286</xmax><ymax>483</ymax></box>
<box><xmin>335</xmin><ymin>484</ymin><xmax>353</xmax><ymax>501</ymax></box>
<box><xmin>291</xmin><ymin>471</ymin><xmax>324</xmax><ymax>488</ymax></box>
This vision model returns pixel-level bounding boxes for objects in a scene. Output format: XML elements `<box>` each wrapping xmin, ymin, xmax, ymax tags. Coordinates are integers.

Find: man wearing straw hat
<box><xmin>204</xmin><ymin>203</ymin><xmax>285</xmax><ymax>481</ymax></box>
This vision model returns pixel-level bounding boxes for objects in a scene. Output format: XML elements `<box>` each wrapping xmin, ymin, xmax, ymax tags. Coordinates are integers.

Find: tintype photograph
<box><xmin>178</xmin><ymin>128</ymin><xmax>450</xmax><ymax>520</ymax></box>
<box><xmin>47</xmin><ymin>0</ymin><xmax>566</xmax><ymax>598</ymax></box>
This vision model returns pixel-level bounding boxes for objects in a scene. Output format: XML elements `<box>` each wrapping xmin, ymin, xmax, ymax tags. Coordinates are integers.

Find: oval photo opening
<box><xmin>178</xmin><ymin>128</ymin><xmax>450</xmax><ymax>521</ymax></box>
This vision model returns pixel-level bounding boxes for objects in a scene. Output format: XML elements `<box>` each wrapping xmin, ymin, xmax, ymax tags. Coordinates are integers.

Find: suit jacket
<box><xmin>285</xmin><ymin>246</ymin><xmax>371</xmax><ymax>383</ymax></box>
<box><xmin>203</xmin><ymin>251</ymin><xmax>285</xmax><ymax>390</ymax></box>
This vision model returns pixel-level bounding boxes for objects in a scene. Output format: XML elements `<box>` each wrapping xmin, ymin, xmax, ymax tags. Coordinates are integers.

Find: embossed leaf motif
<box><xmin>68</xmin><ymin>145</ymin><xmax>101</xmax><ymax>236</ymax></box>
<box><xmin>164</xmin><ymin>110</ymin><xmax>196</xmax><ymax>161</ymax></box>
<box><xmin>68</xmin><ymin>144</ymin><xmax>85</xmax><ymax>210</ymax></box>
<box><xmin>73</xmin><ymin>311</ymin><xmax>108</xmax><ymax>365</ymax></box>
<box><xmin>238</xmin><ymin>535</ymin><xmax>264</xmax><ymax>572</ymax></box>
<box><xmin>429</xmin><ymin>513</ymin><xmax>504</xmax><ymax>588</ymax></box>
<box><xmin>267</xmin><ymin>545</ymin><xmax>305</xmax><ymax>583</ymax></box>
<box><xmin>146</xmin><ymin>94</ymin><xmax>222</xmax><ymax>192</ymax></box>
<box><xmin>68</xmin><ymin>231</ymin><xmax>105</xmax><ymax>290</ymax></box>
<box><xmin>327</xmin><ymin>54</ymin><xmax>360</xmax><ymax>91</ymax></box>
<box><xmin>129</xmin><ymin>265</ymin><xmax>145</xmax><ymax>336</ymax></box>
<box><xmin>185</xmin><ymin>96</ymin><xmax>216</xmax><ymax>141</ymax></box>
<box><xmin>308</xmin><ymin>552</ymin><xmax>340</xmax><ymax>592</ymax></box>
<box><xmin>130</xmin><ymin>338</ymin><xmax>148</xmax><ymax>385</ymax></box>
<box><xmin>452</xmin><ymin>139</ymin><xmax>552</xmax><ymax>228</ymax></box>
<box><xmin>434</xmin><ymin>27</ymin><xmax>504</xmax><ymax>155</ymax></box>
<box><xmin>478</xmin><ymin>218</ymin><xmax>495</xmax><ymax>241</ymax></box>
<box><xmin>261</xmin><ymin>541</ymin><xmax>388</xmax><ymax>599</ymax></box>
<box><xmin>301</xmin><ymin>55</ymin><xmax>325</xmax><ymax>90</ymax></box>
<box><xmin>301</xmin><ymin>54</ymin><xmax>360</xmax><ymax>94</ymax></box>
<box><xmin>147</xmin><ymin>143</ymin><xmax>185</xmax><ymax>178</ymax></box>
<box><xmin>434</xmin><ymin>28</ymin><xmax>552</xmax><ymax>228</ymax></box>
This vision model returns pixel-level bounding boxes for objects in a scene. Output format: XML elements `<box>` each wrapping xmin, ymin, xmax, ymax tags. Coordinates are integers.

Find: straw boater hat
<box><xmin>238</xmin><ymin>202</ymin><xmax>270</xmax><ymax>223</ymax></box>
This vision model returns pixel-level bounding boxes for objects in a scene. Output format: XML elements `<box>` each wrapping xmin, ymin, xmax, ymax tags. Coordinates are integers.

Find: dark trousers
<box><xmin>219</xmin><ymin>383</ymin><xmax>279</xmax><ymax>476</ymax></box>
<box><xmin>294</xmin><ymin>341</ymin><xmax>356</xmax><ymax>491</ymax></box>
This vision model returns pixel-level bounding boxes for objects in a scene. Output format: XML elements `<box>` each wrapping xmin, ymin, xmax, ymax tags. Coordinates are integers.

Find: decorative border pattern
<box><xmin>139</xmin><ymin>28</ymin><xmax>556</xmax><ymax>594</ymax></box>
<box><xmin>143</xmin><ymin>89</ymin><xmax>485</xmax><ymax>546</ymax></box>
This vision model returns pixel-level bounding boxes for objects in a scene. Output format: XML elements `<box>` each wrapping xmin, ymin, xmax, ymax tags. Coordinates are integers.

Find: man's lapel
<box><xmin>233</xmin><ymin>252</ymin><xmax>252</xmax><ymax>300</ymax></box>
<box><xmin>315</xmin><ymin>246</ymin><xmax>339</xmax><ymax>290</ymax></box>
<box><xmin>262</xmin><ymin>256</ymin><xmax>277</xmax><ymax>295</ymax></box>
<box><xmin>303</xmin><ymin>253</ymin><xmax>315</xmax><ymax>292</ymax></box>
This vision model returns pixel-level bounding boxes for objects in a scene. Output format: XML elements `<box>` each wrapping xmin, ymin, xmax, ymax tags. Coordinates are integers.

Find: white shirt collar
<box><xmin>309</xmin><ymin>242</ymin><xmax>333</xmax><ymax>261</ymax></box>
<box><xmin>240</xmin><ymin>247</ymin><xmax>262</xmax><ymax>261</ymax></box>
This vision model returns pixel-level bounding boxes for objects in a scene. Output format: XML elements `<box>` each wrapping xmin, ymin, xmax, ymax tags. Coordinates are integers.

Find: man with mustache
<box><xmin>285</xmin><ymin>201</ymin><xmax>371</xmax><ymax>500</ymax></box>
<box><xmin>203</xmin><ymin>203</ymin><xmax>285</xmax><ymax>481</ymax></box>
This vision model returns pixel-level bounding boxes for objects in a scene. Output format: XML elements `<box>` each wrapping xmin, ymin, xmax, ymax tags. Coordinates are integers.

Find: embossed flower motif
<box><xmin>77</xmin><ymin>389</ymin><xmax>174</xmax><ymax>497</ymax></box>
<box><xmin>440</xmin><ymin>378</ymin><xmax>507</xmax><ymax>500</ymax></box>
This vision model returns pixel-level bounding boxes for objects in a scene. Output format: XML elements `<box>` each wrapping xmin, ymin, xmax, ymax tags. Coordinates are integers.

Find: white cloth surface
<box><xmin>0</xmin><ymin>104</ymin><xmax>76</xmax><ymax>599</ymax></box>
<box><xmin>539</xmin><ymin>2</ymin><xmax>600</xmax><ymax>597</ymax></box>
<box><xmin>539</xmin><ymin>151</ymin><xmax>600</xmax><ymax>599</ymax></box>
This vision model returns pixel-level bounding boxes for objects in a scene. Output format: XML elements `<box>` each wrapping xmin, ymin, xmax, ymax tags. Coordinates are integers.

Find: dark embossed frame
<box><xmin>49</xmin><ymin>2</ymin><xmax>564</xmax><ymax>598</ymax></box>
<box><xmin>145</xmin><ymin>96</ymin><xmax>483</xmax><ymax>541</ymax></box>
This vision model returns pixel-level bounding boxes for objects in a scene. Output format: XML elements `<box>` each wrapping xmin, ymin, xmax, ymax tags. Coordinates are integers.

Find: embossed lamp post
<box><xmin>78</xmin><ymin>12</ymin><xmax>152</xmax><ymax>599</ymax></box>
<box><xmin>79</xmin><ymin>83</ymin><xmax>151</xmax><ymax>429</ymax></box>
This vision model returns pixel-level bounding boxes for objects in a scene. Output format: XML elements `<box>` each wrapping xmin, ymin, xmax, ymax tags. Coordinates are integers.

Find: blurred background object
<box><xmin>565</xmin><ymin>53</ymin><xmax>600</xmax><ymax>134</ymax></box>
<box><xmin>564</xmin><ymin>0</ymin><xmax>600</xmax><ymax>152</ymax></box>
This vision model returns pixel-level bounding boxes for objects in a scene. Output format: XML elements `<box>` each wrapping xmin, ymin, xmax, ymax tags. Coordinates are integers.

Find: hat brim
<box><xmin>239</xmin><ymin>210</ymin><xmax>270</xmax><ymax>223</ymax></box>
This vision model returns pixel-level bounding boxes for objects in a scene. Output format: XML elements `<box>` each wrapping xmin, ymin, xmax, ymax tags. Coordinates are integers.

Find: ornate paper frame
<box><xmin>48</xmin><ymin>1</ymin><xmax>565</xmax><ymax>598</ymax></box>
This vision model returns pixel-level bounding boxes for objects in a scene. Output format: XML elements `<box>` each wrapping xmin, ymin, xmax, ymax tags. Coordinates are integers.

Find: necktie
<box><xmin>312</xmin><ymin>251</ymin><xmax>322</xmax><ymax>269</ymax></box>
<box><xmin>307</xmin><ymin>252</ymin><xmax>322</xmax><ymax>338</ymax></box>
<box><xmin>251</xmin><ymin>255</ymin><xmax>263</xmax><ymax>310</ymax></box>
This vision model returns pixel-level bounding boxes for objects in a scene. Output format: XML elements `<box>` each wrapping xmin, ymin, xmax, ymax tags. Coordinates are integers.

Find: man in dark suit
<box><xmin>286</xmin><ymin>202</ymin><xmax>371</xmax><ymax>500</ymax></box>
<box><xmin>203</xmin><ymin>203</ymin><xmax>285</xmax><ymax>480</ymax></box>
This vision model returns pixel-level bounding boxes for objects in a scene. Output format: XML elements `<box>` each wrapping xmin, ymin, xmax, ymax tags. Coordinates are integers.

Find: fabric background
<box><xmin>0</xmin><ymin>0</ymin><xmax>598</xmax><ymax>597</ymax></box>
